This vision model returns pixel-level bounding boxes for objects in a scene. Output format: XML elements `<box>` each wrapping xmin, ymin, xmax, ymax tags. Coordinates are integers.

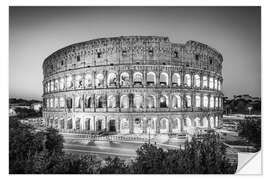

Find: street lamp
<box><xmin>248</xmin><ymin>106</ymin><xmax>252</xmax><ymax>115</ymax></box>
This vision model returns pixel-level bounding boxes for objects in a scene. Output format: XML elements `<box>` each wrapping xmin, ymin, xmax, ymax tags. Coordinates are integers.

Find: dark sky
<box><xmin>9</xmin><ymin>7</ymin><xmax>261</xmax><ymax>100</ymax></box>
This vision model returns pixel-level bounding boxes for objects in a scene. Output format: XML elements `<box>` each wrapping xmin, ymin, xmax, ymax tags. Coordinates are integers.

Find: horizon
<box><xmin>9</xmin><ymin>7</ymin><xmax>261</xmax><ymax>100</ymax></box>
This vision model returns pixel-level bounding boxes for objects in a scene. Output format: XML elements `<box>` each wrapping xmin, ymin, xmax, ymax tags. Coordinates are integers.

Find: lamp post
<box><xmin>248</xmin><ymin>106</ymin><xmax>252</xmax><ymax>115</ymax></box>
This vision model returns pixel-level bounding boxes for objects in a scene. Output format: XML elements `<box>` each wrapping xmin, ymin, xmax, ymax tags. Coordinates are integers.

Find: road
<box><xmin>63</xmin><ymin>141</ymin><xmax>141</xmax><ymax>160</ymax></box>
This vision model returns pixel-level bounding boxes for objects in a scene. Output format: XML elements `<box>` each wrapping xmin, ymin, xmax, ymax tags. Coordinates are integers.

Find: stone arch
<box><xmin>108</xmin><ymin>72</ymin><xmax>117</xmax><ymax>86</ymax></box>
<box><xmin>209</xmin><ymin>77</ymin><xmax>214</xmax><ymax>89</ymax></box>
<box><xmin>85</xmin><ymin>95</ymin><xmax>92</xmax><ymax>108</ymax></box>
<box><xmin>194</xmin><ymin>117</ymin><xmax>201</xmax><ymax>127</ymax></box>
<box><xmin>203</xmin><ymin>117</ymin><xmax>208</xmax><ymax>128</ymax></box>
<box><xmin>210</xmin><ymin>96</ymin><xmax>214</xmax><ymax>108</ymax></box>
<box><xmin>203</xmin><ymin>76</ymin><xmax>208</xmax><ymax>88</ymax></box>
<box><xmin>67</xmin><ymin>75</ymin><xmax>73</xmax><ymax>89</ymax></box>
<box><xmin>75</xmin><ymin>96</ymin><xmax>82</xmax><ymax>108</ymax></box>
<box><xmin>146</xmin><ymin>117</ymin><xmax>156</xmax><ymax>134</ymax></box>
<box><xmin>195</xmin><ymin>95</ymin><xmax>201</xmax><ymax>108</ymax></box>
<box><xmin>160</xmin><ymin>118</ymin><xmax>169</xmax><ymax>133</ymax></box>
<box><xmin>160</xmin><ymin>72</ymin><xmax>168</xmax><ymax>86</ymax></box>
<box><xmin>96</xmin><ymin>118</ymin><xmax>105</xmax><ymax>131</ymax></box>
<box><xmin>172</xmin><ymin>73</ymin><xmax>181</xmax><ymax>86</ymax></box>
<box><xmin>60</xmin><ymin>97</ymin><xmax>65</xmax><ymax>108</ymax></box>
<box><xmin>120</xmin><ymin>118</ymin><xmax>129</xmax><ymax>134</ymax></box>
<box><xmin>67</xmin><ymin>118</ymin><xmax>73</xmax><ymax>129</ymax></box>
<box><xmin>108</xmin><ymin>119</ymin><xmax>116</xmax><ymax>132</ymax></box>
<box><xmin>184</xmin><ymin>74</ymin><xmax>191</xmax><ymax>87</ymax></box>
<box><xmin>215</xmin><ymin>116</ymin><xmax>219</xmax><ymax>127</ymax></box>
<box><xmin>134</xmin><ymin>117</ymin><xmax>143</xmax><ymax>134</ymax></box>
<box><xmin>96</xmin><ymin>73</ymin><xmax>104</xmax><ymax>87</ymax></box>
<box><xmin>172</xmin><ymin>94</ymin><xmax>181</xmax><ymax>109</ymax></box>
<box><xmin>146</xmin><ymin>72</ymin><xmax>156</xmax><ymax>85</ymax></box>
<box><xmin>146</xmin><ymin>95</ymin><xmax>156</xmax><ymax>109</ymax></box>
<box><xmin>120</xmin><ymin>95</ymin><xmax>129</xmax><ymax>108</ymax></box>
<box><xmin>172</xmin><ymin>118</ymin><xmax>181</xmax><ymax>133</ymax></box>
<box><xmin>75</xmin><ymin>117</ymin><xmax>81</xmax><ymax>130</ymax></box>
<box><xmin>96</xmin><ymin>95</ymin><xmax>105</xmax><ymax>108</ymax></box>
<box><xmin>185</xmin><ymin>117</ymin><xmax>192</xmax><ymax>128</ymax></box>
<box><xmin>133</xmin><ymin>72</ymin><xmax>143</xmax><ymax>85</ymax></box>
<box><xmin>210</xmin><ymin>116</ymin><xmax>215</xmax><ymax>128</ymax></box>
<box><xmin>60</xmin><ymin>78</ymin><xmax>65</xmax><ymax>90</ymax></box>
<box><xmin>59</xmin><ymin>118</ymin><xmax>65</xmax><ymax>129</ymax></box>
<box><xmin>120</xmin><ymin>72</ymin><xmax>129</xmax><ymax>86</ymax></box>
<box><xmin>75</xmin><ymin>75</ymin><xmax>83</xmax><ymax>89</ymax></box>
<box><xmin>160</xmin><ymin>94</ymin><xmax>168</xmax><ymax>108</ymax></box>
<box><xmin>194</xmin><ymin>74</ymin><xmax>200</xmax><ymax>87</ymax></box>
<box><xmin>203</xmin><ymin>95</ymin><xmax>208</xmax><ymax>108</ymax></box>
<box><xmin>107</xmin><ymin>95</ymin><xmax>117</xmax><ymax>108</ymax></box>
<box><xmin>185</xmin><ymin>94</ymin><xmax>192</xmax><ymax>108</ymax></box>
<box><xmin>85</xmin><ymin>74</ymin><xmax>92</xmax><ymax>88</ymax></box>
<box><xmin>134</xmin><ymin>94</ymin><xmax>143</xmax><ymax>109</ymax></box>
<box><xmin>66</xmin><ymin>97</ymin><xmax>72</xmax><ymax>109</ymax></box>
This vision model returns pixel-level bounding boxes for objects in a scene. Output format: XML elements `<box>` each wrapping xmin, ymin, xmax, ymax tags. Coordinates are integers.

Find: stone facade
<box><xmin>42</xmin><ymin>36</ymin><xmax>223</xmax><ymax>135</ymax></box>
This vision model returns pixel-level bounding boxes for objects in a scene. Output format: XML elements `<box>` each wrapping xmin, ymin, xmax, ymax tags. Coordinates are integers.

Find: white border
<box><xmin>2</xmin><ymin>0</ymin><xmax>268</xmax><ymax>179</ymax></box>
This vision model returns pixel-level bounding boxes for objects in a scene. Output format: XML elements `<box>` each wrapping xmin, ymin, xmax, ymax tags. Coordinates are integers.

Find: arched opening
<box><xmin>210</xmin><ymin>117</ymin><xmax>215</xmax><ymax>128</ymax></box>
<box><xmin>85</xmin><ymin>118</ymin><xmax>91</xmax><ymax>130</ymax></box>
<box><xmin>160</xmin><ymin>95</ymin><xmax>168</xmax><ymax>108</ymax></box>
<box><xmin>75</xmin><ymin>75</ymin><xmax>83</xmax><ymax>89</ymax></box>
<box><xmin>209</xmin><ymin>77</ymin><xmax>214</xmax><ymax>89</ymax></box>
<box><xmin>75</xmin><ymin>118</ymin><xmax>81</xmax><ymax>130</ymax></box>
<box><xmin>195</xmin><ymin>95</ymin><xmax>201</xmax><ymax>108</ymax></box>
<box><xmin>184</xmin><ymin>74</ymin><xmax>191</xmax><ymax>87</ymax></box>
<box><xmin>194</xmin><ymin>117</ymin><xmax>200</xmax><ymax>127</ymax></box>
<box><xmin>75</xmin><ymin>96</ymin><xmax>81</xmax><ymax>108</ymax></box>
<box><xmin>134</xmin><ymin>118</ymin><xmax>143</xmax><ymax>134</ymax></box>
<box><xmin>67</xmin><ymin>76</ymin><xmax>73</xmax><ymax>89</ymax></box>
<box><xmin>146</xmin><ymin>118</ymin><xmax>156</xmax><ymax>134</ymax></box>
<box><xmin>134</xmin><ymin>94</ymin><xmax>143</xmax><ymax>109</ymax></box>
<box><xmin>96</xmin><ymin>119</ymin><xmax>103</xmax><ymax>131</ymax></box>
<box><xmin>50</xmin><ymin>81</ymin><xmax>54</xmax><ymax>91</ymax></box>
<box><xmin>215</xmin><ymin>116</ymin><xmax>219</xmax><ymax>127</ymax></box>
<box><xmin>214</xmin><ymin>79</ymin><xmax>218</xmax><ymax>90</ymax></box>
<box><xmin>210</xmin><ymin>96</ymin><xmax>214</xmax><ymax>108</ymax></box>
<box><xmin>67</xmin><ymin>118</ymin><xmax>72</xmax><ymax>129</ymax></box>
<box><xmin>194</xmin><ymin>74</ymin><xmax>200</xmax><ymax>87</ymax></box>
<box><xmin>172</xmin><ymin>73</ymin><xmax>180</xmax><ymax>86</ymax></box>
<box><xmin>185</xmin><ymin>95</ymin><xmax>191</xmax><ymax>108</ymax></box>
<box><xmin>55</xmin><ymin>80</ymin><xmax>59</xmax><ymax>91</ymax></box>
<box><xmin>60</xmin><ymin>97</ymin><xmax>65</xmax><ymax>108</ymax></box>
<box><xmin>146</xmin><ymin>72</ymin><xmax>156</xmax><ymax>85</ymax></box>
<box><xmin>85</xmin><ymin>74</ymin><xmax>92</xmax><ymax>88</ymax></box>
<box><xmin>108</xmin><ymin>72</ymin><xmax>117</xmax><ymax>87</ymax></box>
<box><xmin>203</xmin><ymin>95</ymin><xmax>208</xmax><ymax>108</ymax></box>
<box><xmin>96</xmin><ymin>73</ymin><xmax>104</xmax><ymax>87</ymax></box>
<box><xmin>60</xmin><ymin>119</ymin><xmax>64</xmax><ymax>129</ymax></box>
<box><xmin>203</xmin><ymin>76</ymin><xmax>208</xmax><ymax>88</ymax></box>
<box><xmin>146</xmin><ymin>95</ymin><xmax>156</xmax><ymax>109</ymax></box>
<box><xmin>66</xmin><ymin>98</ymin><xmax>72</xmax><ymax>109</ymax></box>
<box><xmin>60</xmin><ymin>78</ymin><xmax>65</xmax><ymax>90</ymax></box>
<box><xmin>120</xmin><ymin>72</ymin><xmax>129</xmax><ymax>86</ymax></box>
<box><xmin>133</xmin><ymin>72</ymin><xmax>143</xmax><ymax>85</ymax></box>
<box><xmin>172</xmin><ymin>118</ymin><xmax>181</xmax><ymax>133</ymax></box>
<box><xmin>160</xmin><ymin>118</ymin><xmax>169</xmax><ymax>133</ymax></box>
<box><xmin>203</xmin><ymin>117</ymin><xmax>208</xmax><ymax>128</ymax></box>
<box><xmin>50</xmin><ymin>98</ymin><xmax>54</xmax><ymax>108</ymax></box>
<box><xmin>108</xmin><ymin>95</ymin><xmax>117</xmax><ymax>108</ymax></box>
<box><xmin>172</xmin><ymin>95</ymin><xmax>181</xmax><ymax>109</ymax></box>
<box><xmin>109</xmin><ymin>119</ymin><xmax>116</xmax><ymax>132</ymax></box>
<box><xmin>96</xmin><ymin>96</ymin><xmax>105</xmax><ymax>108</ymax></box>
<box><xmin>120</xmin><ymin>95</ymin><xmax>129</xmax><ymax>108</ymax></box>
<box><xmin>120</xmin><ymin>118</ymin><xmax>129</xmax><ymax>134</ymax></box>
<box><xmin>85</xmin><ymin>96</ymin><xmax>92</xmax><ymax>108</ymax></box>
<box><xmin>160</xmin><ymin>72</ymin><xmax>168</xmax><ymax>86</ymax></box>
<box><xmin>54</xmin><ymin>98</ymin><xmax>59</xmax><ymax>108</ymax></box>
<box><xmin>185</xmin><ymin>117</ymin><xmax>192</xmax><ymax>127</ymax></box>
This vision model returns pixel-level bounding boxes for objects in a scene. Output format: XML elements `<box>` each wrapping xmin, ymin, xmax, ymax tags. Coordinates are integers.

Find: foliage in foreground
<box><xmin>238</xmin><ymin>118</ymin><xmax>261</xmax><ymax>151</ymax></box>
<box><xmin>9</xmin><ymin>118</ymin><xmax>237</xmax><ymax>174</ymax></box>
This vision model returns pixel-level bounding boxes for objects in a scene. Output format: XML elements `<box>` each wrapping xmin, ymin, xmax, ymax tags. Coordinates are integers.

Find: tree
<box><xmin>99</xmin><ymin>156</ymin><xmax>129</xmax><ymax>174</ymax></box>
<box><xmin>238</xmin><ymin>119</ymin><xmax>261</xmax><ymax>151</ymax></box>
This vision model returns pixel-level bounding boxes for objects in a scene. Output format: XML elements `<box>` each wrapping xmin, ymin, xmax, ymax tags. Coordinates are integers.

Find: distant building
<box><xmin>9</xmin><ymin>107</ymin><xmax>17</xmax><ymax>116</ymax></box>
<box><xmin>31</xmin><ymin>103</ymin><xmax>42</xmax><ymax>112</ymax></box>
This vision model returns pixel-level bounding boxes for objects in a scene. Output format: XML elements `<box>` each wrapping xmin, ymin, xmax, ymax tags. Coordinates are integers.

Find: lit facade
<box><xmin>42</xmin><ymin>36</ymin><xmax>223</xmax><ymax>135</ymax></box>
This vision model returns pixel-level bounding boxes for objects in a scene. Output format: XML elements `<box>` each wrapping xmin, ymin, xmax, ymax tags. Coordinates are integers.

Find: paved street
<box><xmin>63</xmin><ymin>141</ymin><xmax>141</xmax><ymax>160</ymax></box>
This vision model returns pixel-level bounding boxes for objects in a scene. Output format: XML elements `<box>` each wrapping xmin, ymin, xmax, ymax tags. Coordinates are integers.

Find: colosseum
<box><xmin>42</xmin><ymin>36</ymin><xmax>223</xmax><ymax>137</ymax></box>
